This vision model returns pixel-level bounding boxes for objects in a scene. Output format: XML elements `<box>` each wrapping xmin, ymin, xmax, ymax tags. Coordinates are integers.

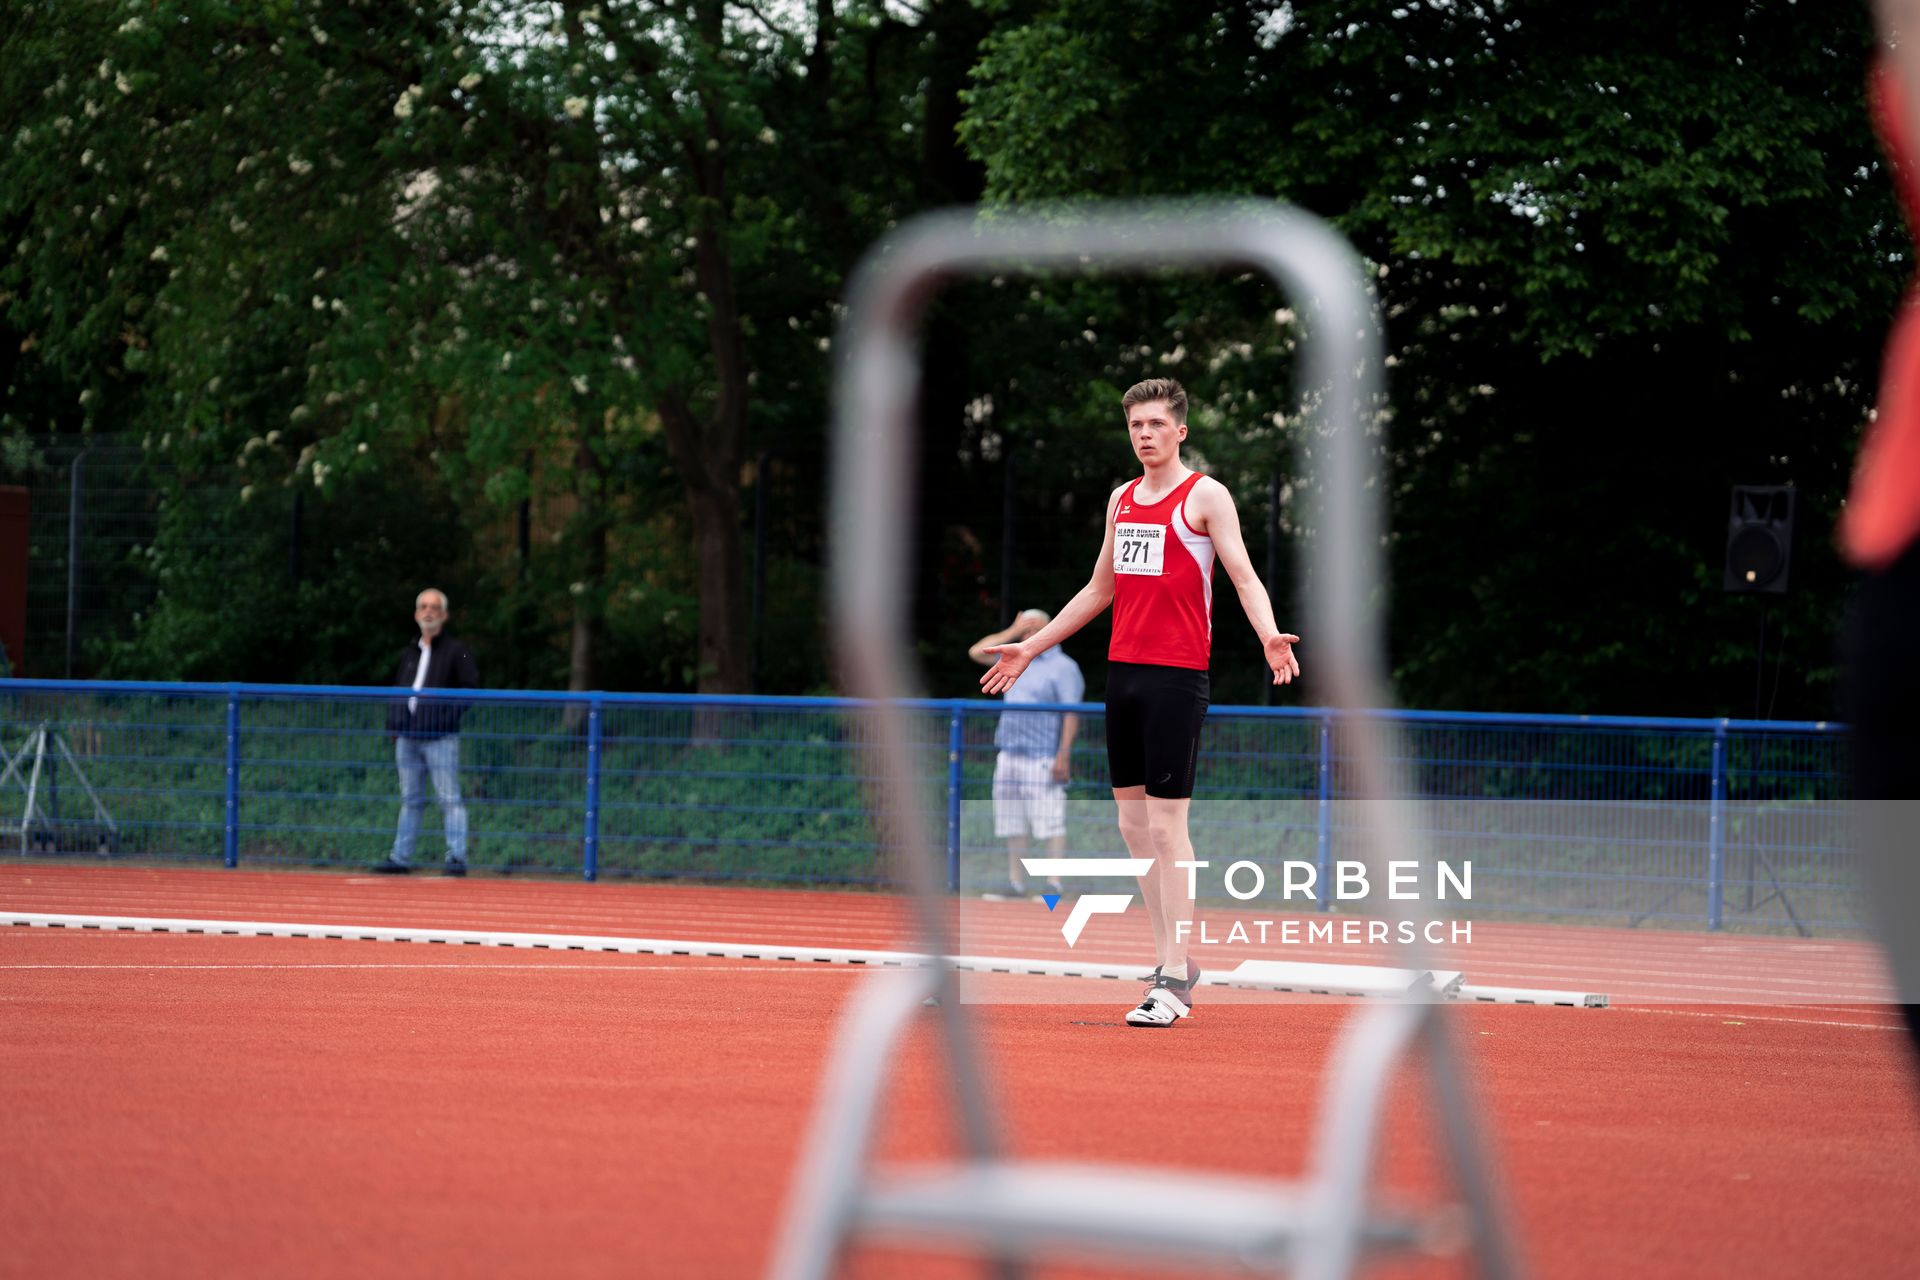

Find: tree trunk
<box><xmin>660</xmin><ymin>380</ymin><xmax>750</xmax><ymax>702</ymax></box>
<box><xmin>563</xmin><ymin>434</ymin><xmax>607</xmax><ymax>732</ymax></box>
<box><xmin>659</xmin><ymin>3</ymin><xmax>752</xmax><ymax>699</ymax></box>
<box><xmin>687</xmin><ymin>480</ymin><xmax>748</xmax><ymax>693</ymax></box>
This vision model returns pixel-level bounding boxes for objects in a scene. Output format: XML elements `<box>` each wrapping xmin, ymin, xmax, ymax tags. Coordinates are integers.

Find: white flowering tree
<box><xmin>3</xmin><ymin>0</ymin><xmax>936</xmax><ymax>692</ymax></box>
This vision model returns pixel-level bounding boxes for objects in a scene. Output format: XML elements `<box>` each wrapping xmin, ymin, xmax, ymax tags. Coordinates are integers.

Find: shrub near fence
<box><xmin>1358</xmin><ymin>714</ymin><xmax>1850</xmax><ymax>932</ymax></box>
<box><xmin>0</xmin><ymin>682</ymin><xmax>1853</xmax><ymax>932</ymax></box>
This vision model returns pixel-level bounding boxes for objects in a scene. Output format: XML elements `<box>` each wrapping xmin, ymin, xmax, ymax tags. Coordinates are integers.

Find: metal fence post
<box><xmin>945</xmin><ymin>707</ymin><xmax>964</xmax><ymax>893</ymax></box>
<box><xmin>223</xmin><ymin>686</ymin><xmax>240</xmax><ymax>868</ymax></box>
<box><xmin>65</xmin><ymin>447</ymin><xmax>93</xmax><ymax>679</ymax></box>
<box><xmin>1317</xmin><ymin>712</ymin><xmax>1333</xmax><ymax>911</ymax></box>
<box><xmin>1707</xmin><ymin>722</ymin><xmax>1728</xmax><ymax>930</ymax></box>
<box><xmin>583</xmin><ymin>696</ymin><xmax>603</xmax><ymax>882</ymax></box>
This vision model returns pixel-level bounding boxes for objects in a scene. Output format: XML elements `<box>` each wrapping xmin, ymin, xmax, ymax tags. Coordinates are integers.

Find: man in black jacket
<box><xmin>373</xmin><ymin>588</ymin><xmax>481</xmax><ymax>875</ymax></box>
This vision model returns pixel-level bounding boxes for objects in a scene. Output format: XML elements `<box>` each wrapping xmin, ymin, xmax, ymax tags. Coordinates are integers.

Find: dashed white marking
<box><xmin>1621</xmin><ymin>1006</ymin><xmax>1906</xmax><ymax>1032</ymax></box>
<box><xmin>0</xmin><ymin>963</ymin><xmax>860</xmax><ymax>972</ymax></box>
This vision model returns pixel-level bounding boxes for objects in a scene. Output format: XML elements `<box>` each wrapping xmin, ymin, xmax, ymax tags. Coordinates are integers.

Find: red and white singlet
<box><xmin>1109</xmin><ymin>471</ymin><xmax>1215</xmax><ymax>670</ymax></box>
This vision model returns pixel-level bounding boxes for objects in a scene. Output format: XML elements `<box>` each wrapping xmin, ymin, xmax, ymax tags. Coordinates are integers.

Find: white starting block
<box><xmin>1220</xmin><ymin>958</ymin><xmax>1464</xmax><ymax>998</ymax></box>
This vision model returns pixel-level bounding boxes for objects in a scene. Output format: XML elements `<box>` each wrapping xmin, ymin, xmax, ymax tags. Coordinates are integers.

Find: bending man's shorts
<box><xmin>992</xmin><ymin>752</ymin><xmax>1067</xmax><ymax>839</ymax></box>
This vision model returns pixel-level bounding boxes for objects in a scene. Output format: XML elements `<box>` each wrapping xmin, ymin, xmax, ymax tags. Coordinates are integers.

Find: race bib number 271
<box><xmin>1114</xmin><ymin>522</ymin><xmax>1165</xmax><ymax>576</ymax></box>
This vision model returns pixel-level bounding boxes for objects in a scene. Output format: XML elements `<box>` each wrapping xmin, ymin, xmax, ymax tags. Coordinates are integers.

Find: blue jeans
<box><xmin>392</xmin><ymin>735</ymin><xmax>468</xmax><ymax>866</ymax></box>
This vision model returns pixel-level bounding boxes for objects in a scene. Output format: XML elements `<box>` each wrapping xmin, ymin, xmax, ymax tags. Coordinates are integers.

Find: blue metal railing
<box><xmin>0</xmin><ymin>680</ymin><xmax>1852</xmax><ymax>933</ymax></box>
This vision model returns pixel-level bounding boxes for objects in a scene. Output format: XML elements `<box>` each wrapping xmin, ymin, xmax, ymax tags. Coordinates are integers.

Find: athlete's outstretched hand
<box><xmin>979</xmin><ymin>642</ymin><xmax>1033</xmax><ymax>694</ymax></box>
<box><xmin>1265</xmin><ymin>633</ymin><xmax>1302</xmax><ymax>686</ymax></box>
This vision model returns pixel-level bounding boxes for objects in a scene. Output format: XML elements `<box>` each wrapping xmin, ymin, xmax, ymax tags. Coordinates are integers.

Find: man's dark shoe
<box><xmin>443</xmin><ymin>861</ymin><xmax>468</xmax><ymax>877</ymax></box>
<box><xmin>370</xmin><ymin>859</ymin><xmax>412</xmax><ymax>874</ymax></box>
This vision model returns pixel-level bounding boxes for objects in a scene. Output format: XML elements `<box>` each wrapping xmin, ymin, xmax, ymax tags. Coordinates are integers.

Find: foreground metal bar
<box><xmin>775</xmin><ymin>200</ymin><xmax>1521</xmax><ymax>1280</ymax></box>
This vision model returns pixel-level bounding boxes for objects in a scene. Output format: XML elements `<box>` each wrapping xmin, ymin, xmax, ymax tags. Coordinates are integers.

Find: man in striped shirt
<box><xmin>970</xmin><ymin>609</ymin><xmax>1083</xmax><ymax>900</ymax></box>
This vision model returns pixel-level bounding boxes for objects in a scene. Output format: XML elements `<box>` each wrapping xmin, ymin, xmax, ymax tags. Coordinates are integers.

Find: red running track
<box><xmin>0</xmin><ymin>864</ymin><xmax>1896</xmax><ymax>1004</ymax></box>
<box><xmin>2</xmin><ymin>865</ymin><xmax>1918</xmax><ymax>1278</ymax></box>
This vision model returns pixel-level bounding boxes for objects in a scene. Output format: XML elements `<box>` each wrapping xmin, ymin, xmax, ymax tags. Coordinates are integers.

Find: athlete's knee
<box><xmin>1114</xmin><ymin>805</ymin><xmax>1151</xmax><ymax>846</ymax></box>
<box><xmin>1144</xmin><ymin>811</ymin><xmax>1189</xmax><ymax>858</ymax></box>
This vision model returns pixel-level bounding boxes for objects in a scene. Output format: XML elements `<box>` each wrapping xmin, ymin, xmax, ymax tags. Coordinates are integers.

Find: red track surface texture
<box><xmin>3</xmin><ymin>865</ymin><xmax>1918</xmax><ymax>1278</ymax></box>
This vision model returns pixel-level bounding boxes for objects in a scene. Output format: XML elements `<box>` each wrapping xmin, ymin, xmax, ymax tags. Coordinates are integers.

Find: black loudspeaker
<box><xmin>1723</xmin><ymin>485</ymin><xmax>1795</xmax><ymax>595</ymax></box>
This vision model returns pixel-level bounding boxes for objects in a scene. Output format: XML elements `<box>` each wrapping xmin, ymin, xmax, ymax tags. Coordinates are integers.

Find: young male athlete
<box><xmin>980</xmin><ymin>378</ymin><xmax>1301</xmax><ymax>1027</ymax></box>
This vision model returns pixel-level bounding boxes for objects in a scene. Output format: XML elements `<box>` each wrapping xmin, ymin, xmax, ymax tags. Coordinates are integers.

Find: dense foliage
<box><xmin>1</xmin><ymin>0</ymin><xmax>1901</xmax><ymax>718</ymax></box>
<box><xmin>957</xmin><ymin>0</ymin><xmax>1897</xmax><ymax>716</ymax></box>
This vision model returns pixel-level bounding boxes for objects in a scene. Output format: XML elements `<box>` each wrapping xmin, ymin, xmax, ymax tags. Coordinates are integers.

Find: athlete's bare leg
<box><xmin>1112</xmin><ymin>785</ymin><xmax>1196</xmax><ymax>975</ymax></box>
<box><xmin>1111</xmin><ymin>787</ymin><xmax>1161</xmax><ymax>960</ymax></box>
<box><xmin>1006</xmin><ymin>833</ymin><xmax>1031</xmax><ymax>890</ymax></box>
<box><xmin>1143</xmin><ymin>793</ymin><xmax>1197</xmax><ymax>978</ymax></box>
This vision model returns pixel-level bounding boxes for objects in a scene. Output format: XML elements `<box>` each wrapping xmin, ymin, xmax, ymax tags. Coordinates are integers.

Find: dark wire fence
<box><xmin>0</xmin><ymin>435</ymin><xmax>236</xmax><ymax>679</ymax></box>
<box><xmin>9</xmin><ymin>437</ymin><xmax>158</xmax><ymax>678</ymax></box>
<box><xmin>0</xmin><ymin>681</ymin><xmax>1852</xmax><ymax>933</ymax></box>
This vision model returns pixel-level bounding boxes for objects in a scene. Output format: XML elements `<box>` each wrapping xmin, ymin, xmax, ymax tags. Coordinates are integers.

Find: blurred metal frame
<box><xmin>770</xmin><ymin>202</ymin><xmax>1519</xmax><ymax>1278</ymax></box>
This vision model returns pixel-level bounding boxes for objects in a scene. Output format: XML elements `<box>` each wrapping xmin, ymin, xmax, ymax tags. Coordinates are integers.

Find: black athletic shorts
<box><xmin>1840</xmin><ymin>539</ymin><xmax>1920</xmax><ymax>1062</ymax></box>
<box><xmin>1105</xmin><ymin>661</ymin><xmax>1210</xmax><ymax>799</ymax></box>
<box><xmin>1843</xmin><ymin>538</ymin><xmax>1920</xmax><ymax>798</ymax></box>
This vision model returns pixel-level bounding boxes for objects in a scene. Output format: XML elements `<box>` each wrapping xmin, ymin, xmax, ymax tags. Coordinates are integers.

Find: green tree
<box><xmin>1</xmin><ymin>0</ymin><xmax>958</xmax><ymax>693</ymax></box>
<box><xmin>958</xmin><ymin>0</ymin><xmax>1897</xmax><ymax>717</ymax></box>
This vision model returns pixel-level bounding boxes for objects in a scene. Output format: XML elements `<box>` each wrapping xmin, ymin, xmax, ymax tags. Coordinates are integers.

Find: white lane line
<box><xmin>1456</xmin><ymin>970</ymin><xmax>1891</xmax><ymax>1001</ymax></box>
<box><xmin>15</xmin><ymin>899</ymin><xmax>1883</xmax><ymax>968</ymax></box>
<box><xmin>0</xmin><ymin>961</ymin><xmax>1902</xmax><ymax>1021</ymax></box>
<box><xmin>0</xmin><ymin>963</ymin><xmax>863</xmax><ymax>972</ymax></box>
<box><xmin>1620</xmin><ymin>1006</ymin><xmax>1907</xmax><ymax>1031</ymax></box>
<box><xmin>7</xmin><ymin>922</ymin><xmax>1880</xmax><ymax>998</ymax></box>
<box><xmin>0</xmin><ymin>913</ymin><xmax>1605</xmax><ymax>1005</ymax></box>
